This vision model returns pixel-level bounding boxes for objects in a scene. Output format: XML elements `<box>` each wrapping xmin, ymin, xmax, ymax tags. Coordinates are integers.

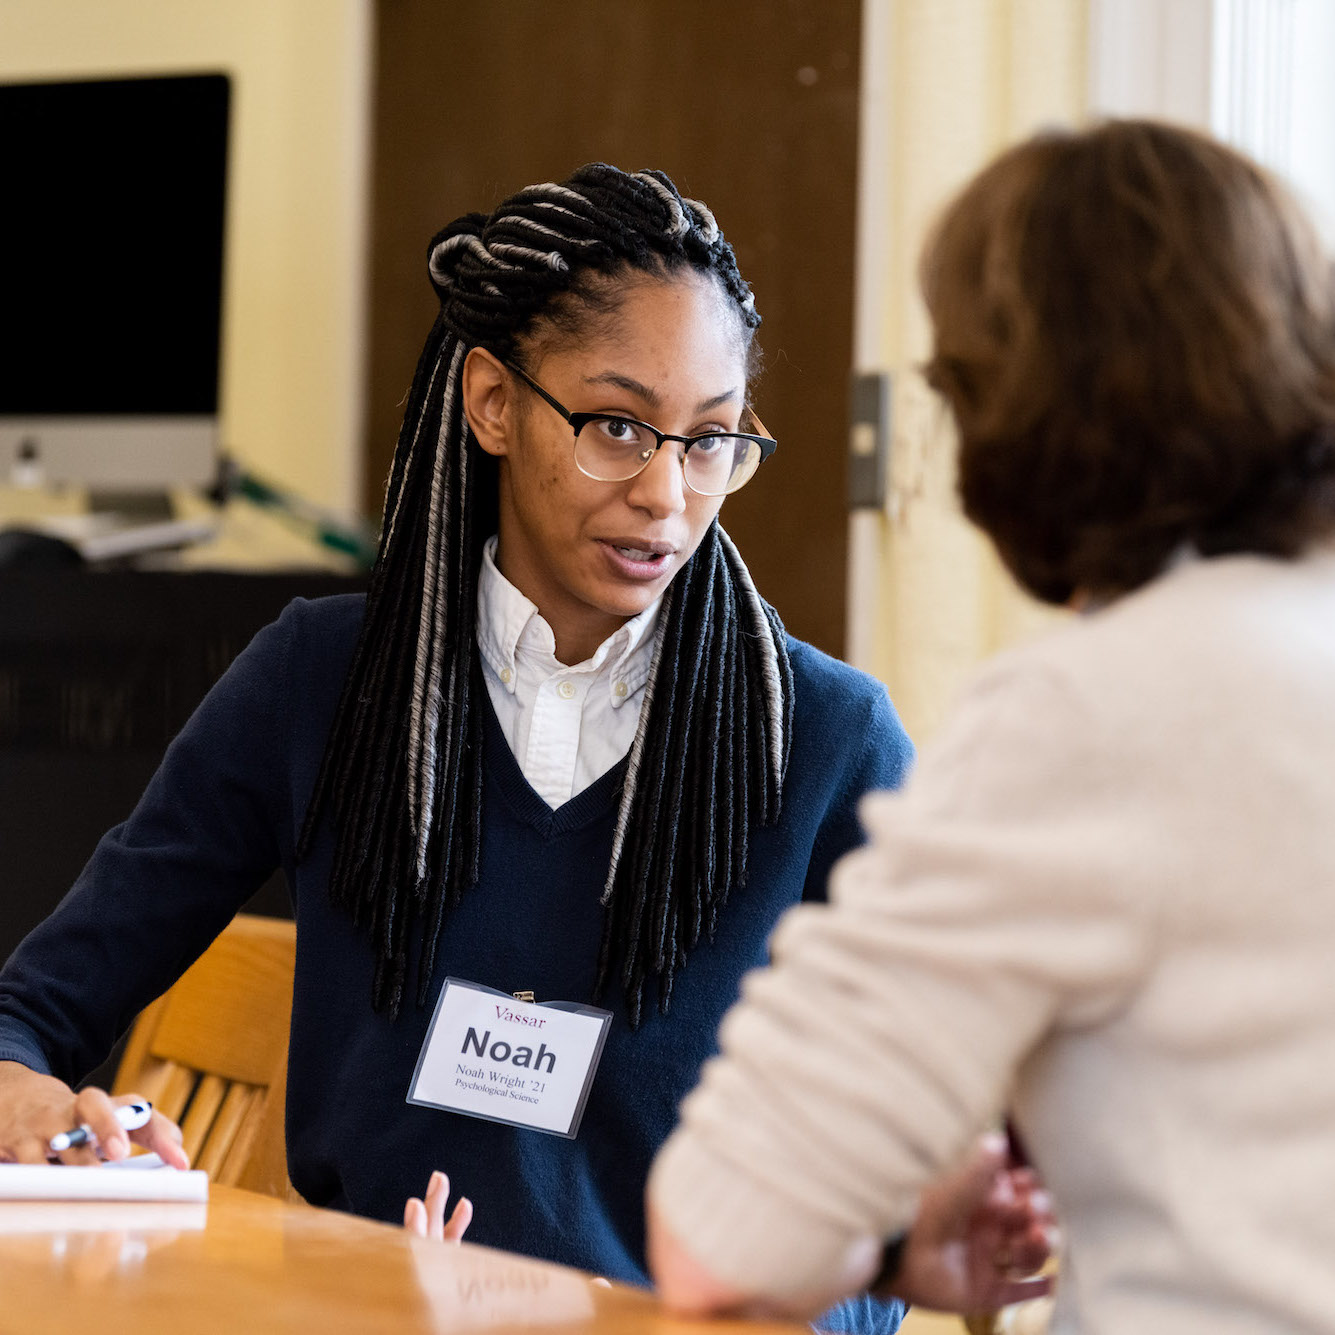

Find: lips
<box><xmin>600</xmin><ymin>538</ymin><xmax>675</xmax><ymax>560</ymax></box>
<box><xmin>596</xmin><ymin>538</ymin><xmax>677</xmax><ymax>579</ymax></box>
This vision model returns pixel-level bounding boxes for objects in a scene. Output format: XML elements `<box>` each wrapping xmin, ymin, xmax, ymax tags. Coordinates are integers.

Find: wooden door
<box><xmin>366</xmin><ymin>0</ymin><xmax>861</xmax><ymax>655</ymax></box>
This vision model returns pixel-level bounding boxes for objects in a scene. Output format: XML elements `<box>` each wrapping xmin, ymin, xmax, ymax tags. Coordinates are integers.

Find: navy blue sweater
<box><xmin>0</xmin><ymin>595</ymin><xmax>913</xmax><ymax>1331</ymax></box>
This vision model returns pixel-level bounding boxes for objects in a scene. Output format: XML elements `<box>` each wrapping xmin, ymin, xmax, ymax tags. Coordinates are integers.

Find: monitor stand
<box><xmin>89</xmin><ymin>488</ymin><xmax>176</xmax><ymax>523</ymax></box>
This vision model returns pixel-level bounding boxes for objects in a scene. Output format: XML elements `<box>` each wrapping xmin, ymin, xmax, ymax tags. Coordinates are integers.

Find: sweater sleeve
<box><xmin>649</xmin><ymin>658</ymin><xmax>1157</xmax><ymax>1305</ymax></box>
<box><xmin>0</xmin><ymin>601</ymin><xmax>303</xmax><ymax>1084</ymax></box>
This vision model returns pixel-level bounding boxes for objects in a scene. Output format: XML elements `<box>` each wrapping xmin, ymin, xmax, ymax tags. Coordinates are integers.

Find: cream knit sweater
<box><xmin>650</xmin><ymin>551</ymin><xmax>1335</xmax><ymax>1334</ymax></box>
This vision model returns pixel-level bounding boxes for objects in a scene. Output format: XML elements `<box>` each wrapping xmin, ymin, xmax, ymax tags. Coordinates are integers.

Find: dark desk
<box><xmin>0</xmin><ymin>570</ymin><xmax>365</xmax><ymax>1084</ymax></box>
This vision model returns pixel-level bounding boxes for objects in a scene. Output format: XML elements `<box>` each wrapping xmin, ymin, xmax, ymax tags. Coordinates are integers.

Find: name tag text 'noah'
<box><xmin>461</xmin><ymin>1027</ymin><xmax>556</xmax><ymax>1073</ymax></box>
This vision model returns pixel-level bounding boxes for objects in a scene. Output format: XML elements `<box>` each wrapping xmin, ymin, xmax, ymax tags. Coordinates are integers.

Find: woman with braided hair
<box><xmin>0</xmin><ymin>164</ymin><xmax>1047</xmax><ymax>1332</ymax></box>
<box><xmin>307</xmin><ymin>166</ymin><xmax>796</xmax><ymax>1031</ymax></box>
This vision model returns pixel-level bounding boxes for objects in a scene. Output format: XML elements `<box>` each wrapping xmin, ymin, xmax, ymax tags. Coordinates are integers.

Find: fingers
<box><xmin>1004</xmin><ymin>1219</ymin><xmax>1053</xmax><ymax>1276</ymax></box>
<box><xmin>406</xmin><ymin>1171</ymin><xmax>472</xmax><ymax>1244</ymax></box>
<box><xmin>10</xmin><ymin>1133</ymin><xmax>61</xmax><ymax>1164</ymax></box>
<box><xmin>47</xmin><ymin>1090</ymin><xmax>186</xmax><ymax>1168</ymax></box>
<box><xmin>1007</xmin><ymin>1166</ymin><xmax>1038</xmax><ymax>1194</ymax></box>
<box><xmin>69</xmin><ymin>1087</ymin><xmax>130</xmax><ymax>1161</ymax></box>
<box><xmin>55</xmin><ymin>1141</ymin><xmax>104</xmax><ymax>1167</ymax></box>
<box><xmin>137</xmin><ymin>1109</ymin><xmax>190</xmax><ymax>1170</ymax></box>
<box><xmin>981</xmin><ymin>1165</ymin><xmax>1056</xmax><ymax>1228</ymax></box>
<box><xmin>64</xmin><ymin>1090</ymin><xmax>185</xmax><ymax>1167</ymax></box>
<box><xmin>443</xmin><ymin>1194</ymin><xmax>473</xmax><ymax>1242</ymax></box>
<box><xmin>1027</xmin><ymin>1187</ymin><xmax>1056</xmax><ymax>1233</ymax></box>
<box><xmin>991</xmin><ymin>1274</ymin><xmax>1054</xmax><ymax>1307</ymax></box>
<box><xmin>988</xmin><ymin>1176</ymin><xmax>1057</xmax><ymax>1275</ymax></box>
<box><xmin>928</xmin><ymin>1131</ymin><xmax>1010</xmax><ymax>1234</ymax></box>
<box><xmin>424</xmin><ymin>1170</ymin><xmax>450</xmax><ymax>1240</ymax></box>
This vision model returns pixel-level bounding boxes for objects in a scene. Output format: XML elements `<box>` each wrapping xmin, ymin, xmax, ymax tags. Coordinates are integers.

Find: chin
<box><xmin>601</xmin><ymin>589</ymin><xmax>659</xmax><ymax>619</ymax></box>
<box><xmin>596</xmin><ymin>575</ymin><xmax>669</xmax><ymax>616</ymax></box>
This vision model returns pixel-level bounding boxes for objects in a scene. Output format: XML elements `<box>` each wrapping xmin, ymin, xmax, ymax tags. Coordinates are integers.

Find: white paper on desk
<box><xmin>0</xmin><ymin>1154</ymin><xmax>209</xmax><ymax>1202</ymax></box>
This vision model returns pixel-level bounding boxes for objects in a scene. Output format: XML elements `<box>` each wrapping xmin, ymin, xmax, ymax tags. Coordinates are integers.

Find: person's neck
<box><xmin>548</xmin><ymin>614</ymin><xmax>625</xmax><ymax>667</ymax></box>
<box><xmin>488</xmin><ymin>539</ymin><xmax>627</xmax><ymax>666</ymax></box>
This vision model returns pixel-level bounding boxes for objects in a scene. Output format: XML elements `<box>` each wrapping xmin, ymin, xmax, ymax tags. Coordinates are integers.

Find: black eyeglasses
<box><xmin>504</xmin><ymin>362</ymin><xmax>777</xmax><ymax>497</ymax></box>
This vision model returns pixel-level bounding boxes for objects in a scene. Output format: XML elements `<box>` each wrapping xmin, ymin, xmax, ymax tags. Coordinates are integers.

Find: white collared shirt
<box><xmin>476</xmin><ymin>536</ymin><xmax>661</xmax><ymax>809</ymax></box>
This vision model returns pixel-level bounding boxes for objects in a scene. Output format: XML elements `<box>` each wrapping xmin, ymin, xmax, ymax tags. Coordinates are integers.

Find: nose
<box><xmin>625</xmin><ymin>443</ymin><xmax>687</xmax><ymax>518</ymax></box>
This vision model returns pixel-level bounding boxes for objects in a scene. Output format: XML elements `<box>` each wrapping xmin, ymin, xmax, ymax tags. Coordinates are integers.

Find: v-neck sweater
<box><xmin>0</xmin><ymin>593</ymin><xmax>913</xmax><ymax>1332</ymax></box>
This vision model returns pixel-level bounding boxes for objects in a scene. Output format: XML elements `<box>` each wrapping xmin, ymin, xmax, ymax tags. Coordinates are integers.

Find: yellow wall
<box><xmin>0</xmin><ymin>0</ymin><xmax>371</xmax><ymax>515</ymax></box>
<box><xmin>853</xmin><ymin>0</ymin><xmax>1088</xmax><ymax>742</ymax></box>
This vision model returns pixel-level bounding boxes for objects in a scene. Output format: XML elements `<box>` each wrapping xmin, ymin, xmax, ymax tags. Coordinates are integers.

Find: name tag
<box><xmin>408</xmin><ymin>978</ymin><xmax>612</xmax><ymax>1138</ymax></box>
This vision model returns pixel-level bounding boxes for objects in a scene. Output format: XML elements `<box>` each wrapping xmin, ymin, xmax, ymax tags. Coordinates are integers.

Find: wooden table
<box><xmin>0</xmin><ymin>1183</ymin><xmax>811</xmax><ymax>1334</ymax></box>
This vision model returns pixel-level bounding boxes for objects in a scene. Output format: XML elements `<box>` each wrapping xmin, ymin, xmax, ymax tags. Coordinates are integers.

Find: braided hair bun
<box><xmin>426</xmin><ymin>167</ymin><xmax>757</xmax><ymax>360</ymax></box>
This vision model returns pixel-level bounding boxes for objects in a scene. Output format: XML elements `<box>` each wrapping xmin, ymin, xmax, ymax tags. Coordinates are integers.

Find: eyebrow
<box><xmin>581</xmin><ymin>372</ymin><xmax>741</xmax><ymax>416</ymax></box>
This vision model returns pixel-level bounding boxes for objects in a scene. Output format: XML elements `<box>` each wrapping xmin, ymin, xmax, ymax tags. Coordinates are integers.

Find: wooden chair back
<box><xmin>112</xmin><ymin>913</ymin><xmax>296</xmax><ymax>1199</ymax></box>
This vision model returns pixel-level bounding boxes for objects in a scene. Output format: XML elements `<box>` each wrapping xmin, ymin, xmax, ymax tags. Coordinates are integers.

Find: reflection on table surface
<box><xmin>0</xmin><ymin>1182</ymin><xmax>808</xmax><ymax>1334</ymax></box>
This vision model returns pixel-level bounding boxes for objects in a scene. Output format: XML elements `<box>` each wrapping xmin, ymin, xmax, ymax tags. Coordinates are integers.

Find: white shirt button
<box><xmin>613</xmin><ymin>681</ymin><xmax>628</xmax><ymax>699</ymax></box>
<box><xmin>500</xmin><ymin>667</ymin><xmax>513</xmax><ymax>685</ymax></box>
<box><xmin>557</xmin><ymin>680</ymin><xmax>577</xmax><ymax>700</ymax></box>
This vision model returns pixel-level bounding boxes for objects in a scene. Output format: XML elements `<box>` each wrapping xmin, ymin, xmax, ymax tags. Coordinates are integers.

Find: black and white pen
<box><xmin>48</xmin><ymin>1100</ymin><xmax>153</xmax><ymax>1154</ymax></box>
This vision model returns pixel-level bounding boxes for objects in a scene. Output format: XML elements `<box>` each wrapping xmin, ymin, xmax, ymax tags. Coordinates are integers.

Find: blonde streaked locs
<box><xmin>299</xmin><ymin>165</ymin><xmax>791</xmax><ymax>1025</ymax></box>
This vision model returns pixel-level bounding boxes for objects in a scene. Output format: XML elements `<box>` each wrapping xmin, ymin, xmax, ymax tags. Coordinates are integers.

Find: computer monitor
<box><xmin>0</xmin><ymin>72</ymin><xmax>230</xmax><ymax>513</ymax></box>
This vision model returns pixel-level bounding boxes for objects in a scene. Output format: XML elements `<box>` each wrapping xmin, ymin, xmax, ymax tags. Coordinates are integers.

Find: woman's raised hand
<box><xmin>0</xmin><ymin>1060</ymin><xmax>189</xmax><ymax>1167</ymax></box>
<box><xmin>403</xmin><ymin>1169</ymin><xmax>474</xmax><ymax>1243</ymax></box>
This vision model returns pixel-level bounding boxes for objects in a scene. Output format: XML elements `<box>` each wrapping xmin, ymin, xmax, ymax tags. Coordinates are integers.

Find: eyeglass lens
<box><xmin>573</xmin><ymin>417</ymin><xmax>762</xmax><ymax>496</ymax></box>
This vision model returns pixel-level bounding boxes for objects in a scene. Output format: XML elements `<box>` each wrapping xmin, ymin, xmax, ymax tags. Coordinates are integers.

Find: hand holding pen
<box><xmin>42</xmin><ymin>1087</ymin><xmax>190</xmax><ymax>1168</ymax></box>
<box><xmin>49</xmin><ymin>1099</ymin><xmax>153</xmax><ymax>1154</ymax></box>
<box><xmin>0</xmin><ymin>1061</ymin><xmax>191</xmax><ymax>1168</ymax></box>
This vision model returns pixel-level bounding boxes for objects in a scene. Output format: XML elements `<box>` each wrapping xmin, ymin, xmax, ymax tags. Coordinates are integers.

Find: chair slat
<box><xmin>179</xmin><ymin>1072</ymin><xmax>228</xmax><ymax>1164</ymax></box>
<box><xmin>111</xmin><ymin>995</ymin><xmax>167</xmax><ymax>1098</ymax></box>
<box><xmin>121</xmin><ymin>1054</ymin><xmax>172</xmax><ymax>1109</ymax></box>
<box><xmin>196</xmin><ymin>1083</ymin><xmax>255</xmax><ymax>1180</ymax></box>
<box><xmin>153</xmin><ymin>1062</ymin><xmax>199</xmax><ymax>1125</ymax></box>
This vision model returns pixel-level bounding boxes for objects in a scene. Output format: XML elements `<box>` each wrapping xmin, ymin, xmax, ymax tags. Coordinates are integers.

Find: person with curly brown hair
<box><xmin>649</xmin><ymin>119</ymin><xmax>1335</xmax><ymax>1334</ymax></box>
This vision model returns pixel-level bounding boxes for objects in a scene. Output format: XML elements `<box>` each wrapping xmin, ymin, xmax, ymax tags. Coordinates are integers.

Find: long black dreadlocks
<box><xmin>298</xmin><ymin>164</ymin><xmax>793</xmax><ymax>1026</ymax></box>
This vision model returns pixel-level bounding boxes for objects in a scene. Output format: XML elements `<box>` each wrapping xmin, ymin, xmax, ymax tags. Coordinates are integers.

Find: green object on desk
<box><xmin>224</xmin><ymin>464</ymin><xmax>379</xmax><ymax>571</ymax></box>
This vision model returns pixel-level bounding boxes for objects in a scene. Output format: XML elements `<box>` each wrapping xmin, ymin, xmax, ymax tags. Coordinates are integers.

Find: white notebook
<box><xmin>0</xmin><ymin>1154</ymin><xmax>209</xmax><ymax>1202</ymax></box>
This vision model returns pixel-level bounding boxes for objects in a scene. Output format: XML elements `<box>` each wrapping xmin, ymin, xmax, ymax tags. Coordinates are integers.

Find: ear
<box><xmin>462</xmin><ymin>347</ymin><xmax>516</xmax><ymax>458</ymax></box>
